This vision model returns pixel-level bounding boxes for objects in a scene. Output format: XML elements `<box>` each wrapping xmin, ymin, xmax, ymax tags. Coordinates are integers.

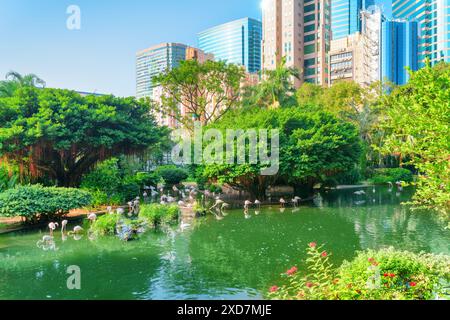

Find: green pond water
<box><xmin>0</xmin><ymin>187</ymin><xmax>448</xmax><ymax>300</ymax></box>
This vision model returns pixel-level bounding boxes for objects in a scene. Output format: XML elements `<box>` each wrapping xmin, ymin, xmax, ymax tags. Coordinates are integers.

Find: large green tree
<box><xmin>0</xmin><ymin>87</ymin><xmax>169</xmax><ymax>187</ymax></box>
<box><xmin>153</xmin><ymin>59</ymin><xmax>245</xmax><ymax>131</ymax></box>
<box><xmin>381</xmin><ymin>62</ymin><xmax>450</xmax><ymax>214</ymax></box>
<box><xmin>198</xmin><ymin>107</ymin><xmax>361</xmax><ymax>198</ymax></box>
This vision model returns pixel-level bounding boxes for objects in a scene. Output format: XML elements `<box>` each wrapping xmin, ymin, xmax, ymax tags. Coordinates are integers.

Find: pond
<box><xmin>0</xmin><ymin>187</ymin><xmax>448</xmax><ymax>300</ymax></box>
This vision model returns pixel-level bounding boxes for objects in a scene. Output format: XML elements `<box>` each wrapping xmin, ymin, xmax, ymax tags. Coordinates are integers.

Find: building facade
<box><xmin>331</xmin><ymin>0</ymin><xmax>374</xmax><ymax>40</ymax></box>
<box><xmin>198</xmin><ymin>18</ymin><xmax>262</xmax><ymax>73</ymax></box>
<box><xmin>393</xmin><ymin>0</ymin><xmax>450</xmax><ymax>66</ymax></box>
<box><xmin>136</xmin><ymin>43</ymin><xmax>188</xmax><ymax>99</ymax></box>
<box><xmin>329</xmin><ymin>33</ymin><xmax>366</xmax><ymax>85</ymax></box>
<box><xmin>381</xmin><ymin>20</ymin><xmax>419</xmax><ymax>85</ymax></box>
<box><xmin>262</xmin><ymin>0</ymin><xmax>331</xmax><ymax>87</ymax></box>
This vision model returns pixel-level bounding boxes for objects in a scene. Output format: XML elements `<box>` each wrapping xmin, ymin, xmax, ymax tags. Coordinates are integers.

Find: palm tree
<box><xmin>0</xmin><ymin>71</ymin><xmax>46</xmax><ymax>97</ymax></box>
<box><xmin>254</xmin><ymin>57</ymin><xmax>301</xmax><ymax>108</ymax></box>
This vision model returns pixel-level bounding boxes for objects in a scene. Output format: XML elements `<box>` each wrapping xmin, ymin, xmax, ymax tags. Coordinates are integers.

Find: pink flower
<box><xmin>286</xmin><ymin>267</ymin><xmax>298</xmax><ymax>276</ymax></box>
<box><xmin>306</xmin><ymin>282</ymin><xmax>314</xmax><ymax>288</ymax></box>
<box><xmin>269</xmin><ymin>286</ymin><xmax>279</xmax><ymax>293</ymax></box>
<box><xmin>309</xmin><ymin>242</ymin><xmax>317</xmax><ymax>248</ymax></box>
<box><xmin>321</xmin><ymin>251</ymin><xmax>328</xmax><ymax>257</ymax></box>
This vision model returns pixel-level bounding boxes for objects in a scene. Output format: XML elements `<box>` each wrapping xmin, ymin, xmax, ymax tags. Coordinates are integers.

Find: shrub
<box><xmin>155</xmin><ymin>165</ymin><xmax>188</xmax><ymax>186</ymax></box>
<box><xmin>139</xmin><ymin>204</ymin><xmax>180</xmax><ymax>227</ymax></box>
<box><xmin>268</xmin><ymin>244</ymin><xmax>449</xmax><ymax>300</ymax></box>
<box><xmin>81</xmin><ymin>158</ymin><xmax>159</xmax><ymax>206</ymax></box>
<box><xmin>90</xmin><ymin>213</ymin><xmax>122</xmax><ymax>236</ymax></box>
<box><xmin>369</xmin><ymin>168</ymin><xmax>414</xmax><ymax>185</ymax></box>
<box><xmin>0</xmin><ymin>185</ymin><xmax>92</xmax><ymax>223</ymax></box>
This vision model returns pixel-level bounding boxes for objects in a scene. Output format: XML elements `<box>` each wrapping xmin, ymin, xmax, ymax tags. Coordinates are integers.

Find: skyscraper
<box><xmin>136</xmin><ymin>43</ymin><xmax>188</xmax><ymax>99</ymax></box>
<box><xmin>331</xmin><ymin>0</ymin><xmax>374</xmax><ymax>40</ymax></box>
<box><xmin>136</xmin><ymin>43</ymin><xmax>211</xmax><ymax>99</ymax></box>
<box><xmin>381</xmin><ymin>20</ymin><xmax>419</xmax><ymax>85</ymax></box>
<box><xmin>393</xmin><ymin>0</ymin><xmax>450</xmax><ymax>66</ymax></box>
<box><xmin>198</xmin><ymin>18</ymin><xmax>262</xmax><ymax>73</ymax></box>
<box><xmin>262</xmin><ymin>0</ymin><xmax>331</xmax><ymax>87</ymax></box>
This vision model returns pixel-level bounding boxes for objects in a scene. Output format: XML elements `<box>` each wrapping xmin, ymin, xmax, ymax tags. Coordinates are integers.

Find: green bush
<box><xmin>90</xmin><ymin>213</ymin><xmax>122</xmax><ymax>236</ymax></box>
<box><xmin>139</xmin><ymin>204</ymin><xmax>180</xmax><ymax>227</ymax></box>
<box><xmin>0</xmin><ymin>185</ymin><xmax>92</xmax><ymax>223</ymax></box>
<box><xmin>81</xmin><ymin>158</ymin><xmax>159</xmax><ymax>206</ymax></box>
<box><xmin>155</xmin><ymin>165</ymin><xmax>188</xmax><ymax>186</ymax></box>
<box><xmin>268</xmin><ymin>244</ymin><xmax>449</xmax><ymax>300</ymax></box>
<box><xmin>369</xmin><ymin>168</ymin><xmax>414</xmax><ymax>185</ymax></box>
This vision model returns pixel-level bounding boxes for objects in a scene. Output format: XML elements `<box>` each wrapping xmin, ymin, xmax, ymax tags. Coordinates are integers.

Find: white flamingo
<box><xmin>210</xmin><ymin>198</ymin><xmax>224</xmax><ymax>211</ymax></box>
<box><xmin>48</xmin><ymin>222</ymin><xmax>59</xmax><ymax>236</ymax></box>
<box><xmin>279</xmin><ymin>198</ymin><xmax>286</xmax><ymax>208</ymax></box>
<box><xmin>254</xmin><ymin>200</ymin><xmax>261</xmax><ymax>209</ymax></box>
<box><xmin>87</xmin><ymin>213</ymin><xmax>97</xmax><ymax>223</ymax></box>
<box><xmin>244</xmin><ymin>200</ymin><xmax>252</xmax><ymax>210</ymax></box>
<box><xmin>61</xmin><ymin>220</ymin><xmax>68</xmax><ymax>233</ymax></box>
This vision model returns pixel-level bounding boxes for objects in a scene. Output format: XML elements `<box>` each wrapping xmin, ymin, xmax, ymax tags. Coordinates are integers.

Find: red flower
<box><xmin>286</xmin><ymin>267</ymin><xmax>298</xmax><ymax>276</ymax></box>
<box><xmin>383</xmin><ymin>273</ymin><xmax>389</xmax><ymax>277</ymax></box>
<box><xmin>269</xmin><ymin>286</ymin><xmax>279</xmax><ymax>293</ymax></box>
<box><xmin>409</xmin><ymin>282</ymin><xmax>417</xmax><ymax>287</ymax></box>
<box><xmin>309</xmin><ymin>242</ymin><xmax>317</xmax><ymax>248</ymax></box>
<box><xmin>321</xmin><ymin>251</ymin><xmax>328</xmax><ymax>257</ymax></box>
<box><xmin>389</xmin><ymin>273</ymin><xmax>396</xmax><ymax>278</ymax></box>
<box><xmin>306</xmin><ymin>282</ymin><xmax>314</xmax><ymax>288</ymax></box>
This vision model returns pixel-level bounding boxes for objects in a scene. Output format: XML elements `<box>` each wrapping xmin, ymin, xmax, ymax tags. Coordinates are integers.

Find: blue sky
<box><xmin>0</xmin><ymin>0</ymin><xmax>391</xmax><ymax>97</ymax></box>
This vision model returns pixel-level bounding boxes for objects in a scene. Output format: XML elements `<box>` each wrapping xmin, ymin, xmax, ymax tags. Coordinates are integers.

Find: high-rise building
<box><xmin>393</xmin><ymin>0</ymin><xmax>450</xmax><ymax>66</ymax></box>
<box><xmin>329</xmin><ymin>33</ymin><xmax>366</xmax><ymax>85</ymax></box>
<box><xmin>381</xmin><ymin>20</ymin><xmax>419</xmax><ymax>85</ymax></box>
<box><xmin>198</xmin><ymin>18</ymin><xmax>262</xmax><ymax>73</ymax></box>
<box><xmin>136</xmin><ymin>43</ymin><xmax>188</xmax><ymax>99</ymax></box>
<box><xmin>262</xmin><ymin>0</ymin><xmax>331</xmax><ymax>87</ymax></box>
<box><xmin>331</xmin><ymin>0</ymin><xmax>374</xmax><ymax>40</ymax></box>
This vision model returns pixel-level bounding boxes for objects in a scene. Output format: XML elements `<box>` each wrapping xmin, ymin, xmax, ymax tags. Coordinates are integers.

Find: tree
<box><xmin>381</xmin><ymin>62</ymin><xmax>450</xmax><ymax>214</ymax></box>
<box><xmin>153</xmin><ymin>60</ymin><xmax>245</xmax><ymax>131</ymax></box>
<box><xmin>198</xmin><ymin>107</ymin><xmax>361</xmax><ymax>198</ymax></box>
<box><xmin>0</xmin><ymin>87</ymin><xmax>170</xmax><ymax>187</ymax></box>
<box><xmin>0</xmin><ymin>71</ymin><xmax>46</xmax><ymax>97</ymax></box>
<box><xmin>253</xmin><ymin>57</ymin><xmax>300</xmax><ymax>108</ymax></box>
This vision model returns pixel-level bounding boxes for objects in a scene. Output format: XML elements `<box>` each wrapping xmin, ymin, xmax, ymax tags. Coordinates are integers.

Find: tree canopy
<box><xmin>153</xmin><ymin>59</ymin><xmax>245</xmax><ymax>131</ymax></box>
<box><xmin>198</xmin><ymin>107</ymin><xmax>361</xmax><ymax>198</ymax></box>
<box><xmin>0</xmin><ymin>87</ymin><xmax>170</xmax><ymax>187</ymax></box>
<box><xmin>381</xmin><ymin>62</ymin><xmax>450</xmax><ymax>213</ymax></box>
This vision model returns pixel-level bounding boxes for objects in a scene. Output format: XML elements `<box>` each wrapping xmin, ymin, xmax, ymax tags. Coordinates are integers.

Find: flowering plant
<box><xmin>268</xmin><ymin>244</ymin><xmax>449</xmax><ymax>300</ymax></box>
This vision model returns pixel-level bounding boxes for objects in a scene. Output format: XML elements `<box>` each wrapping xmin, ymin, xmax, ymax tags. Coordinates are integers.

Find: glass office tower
<box><xmin>393</xmin><ymin>0</ymin><xmax>450</xmax><ymax>66</ymax></box>
<box><xmin>198</xmin><ymin>17</ymin><xmax>262</xmax><ymax>73</ymax></box>
<box><xmin>331</xmin><ymin>0</ymin><xmax>374</xmax><ymax>40</ymax></box>
<box><xmin>136</xmin><ymin>43</ymin><xmax>187</xmax><ymax>99</ymax></box>
<box><xmin>381</xmin><ymin>20</ymin><xmax>419</xmax><ymax>85</ymax></box>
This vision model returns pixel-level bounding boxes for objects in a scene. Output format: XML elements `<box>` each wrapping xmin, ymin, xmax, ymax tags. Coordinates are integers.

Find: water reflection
<box><xmin>0</xmin><ymin>187</ymin><xmax>448</xmax><ymax>300</ymax></box>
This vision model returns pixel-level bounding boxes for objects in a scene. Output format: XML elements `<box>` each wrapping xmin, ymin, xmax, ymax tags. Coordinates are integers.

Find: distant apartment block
<box><xmin>198</xmin><ymin>18</ymin><xmax>262</xmax><ymax>73</ymax></box>
<box><xmin>262</xmin><ymin>0</ymin><xmax>331</xmax><ymax>87</ymax></box>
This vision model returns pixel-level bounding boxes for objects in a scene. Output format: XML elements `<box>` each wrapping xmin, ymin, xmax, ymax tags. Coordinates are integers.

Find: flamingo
<box><xmin>210</xmin><ymin>198</ymin><xmax>224</xmax><ymax>211</ymax></box>
<box><xmin>354</xmin><ymin>190</ymin><xmax>366</xmax><ymax>195</ymax></box>
<box><xmin>48</xmin><ymin>222</ymin><xmax>59</xmax><ymax>237</ymax></box>
<box><xmin>61</xmin><ymin>220</ymin><xmax>68</xmax><ymax>233</ymax></box>
<box><xmin>116</xmin><ymin>207</ymin><xmax>125</xmax><ymax>215</ymax></box>
<box><xmin>279</xmin><ymin>198</ymin><xmax>286</xmax><ymax>208</ymax></box>
<box><xmin>244</xmin><ymin>200</ymin><xmax>252</xmax><ymax>210</ymax></box>
<box><xmin>106</xmin><ymin>206</ymin><xmax>113</xmax><ymax>214</ymax></box>
<box><xmin>87</xmin><ymin>213</ymin><xmax>97</xmax><ymax>223</ymax></box>
<box><xmin>72</xmin><ymin>226</ymin><xmax>83</xmax><ymax>234</ymax></box>
<box><xmin>254</xmin><ymin>200</ymin><xmax>261</xmax><ymax>209</ymax></box>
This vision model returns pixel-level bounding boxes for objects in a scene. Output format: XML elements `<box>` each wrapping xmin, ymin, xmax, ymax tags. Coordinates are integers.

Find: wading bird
<box><xmin>48</xmin><ymin>222</ymin><xmax>59</xmax><ymax>237</ymax></box>
<box><xmin>279</xmin><ymin>198</ymin><xmax>286</xmax><ymax>208</ymax></box>
<box><xmin>254</xmin><ymin>200</ymin><xmax>261</xmax><ymax>209</ymax></box>
<box><xmin>244</xmin><ymin>200</ymin><xmax>252</xmax><ymax>210</ymax></box>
